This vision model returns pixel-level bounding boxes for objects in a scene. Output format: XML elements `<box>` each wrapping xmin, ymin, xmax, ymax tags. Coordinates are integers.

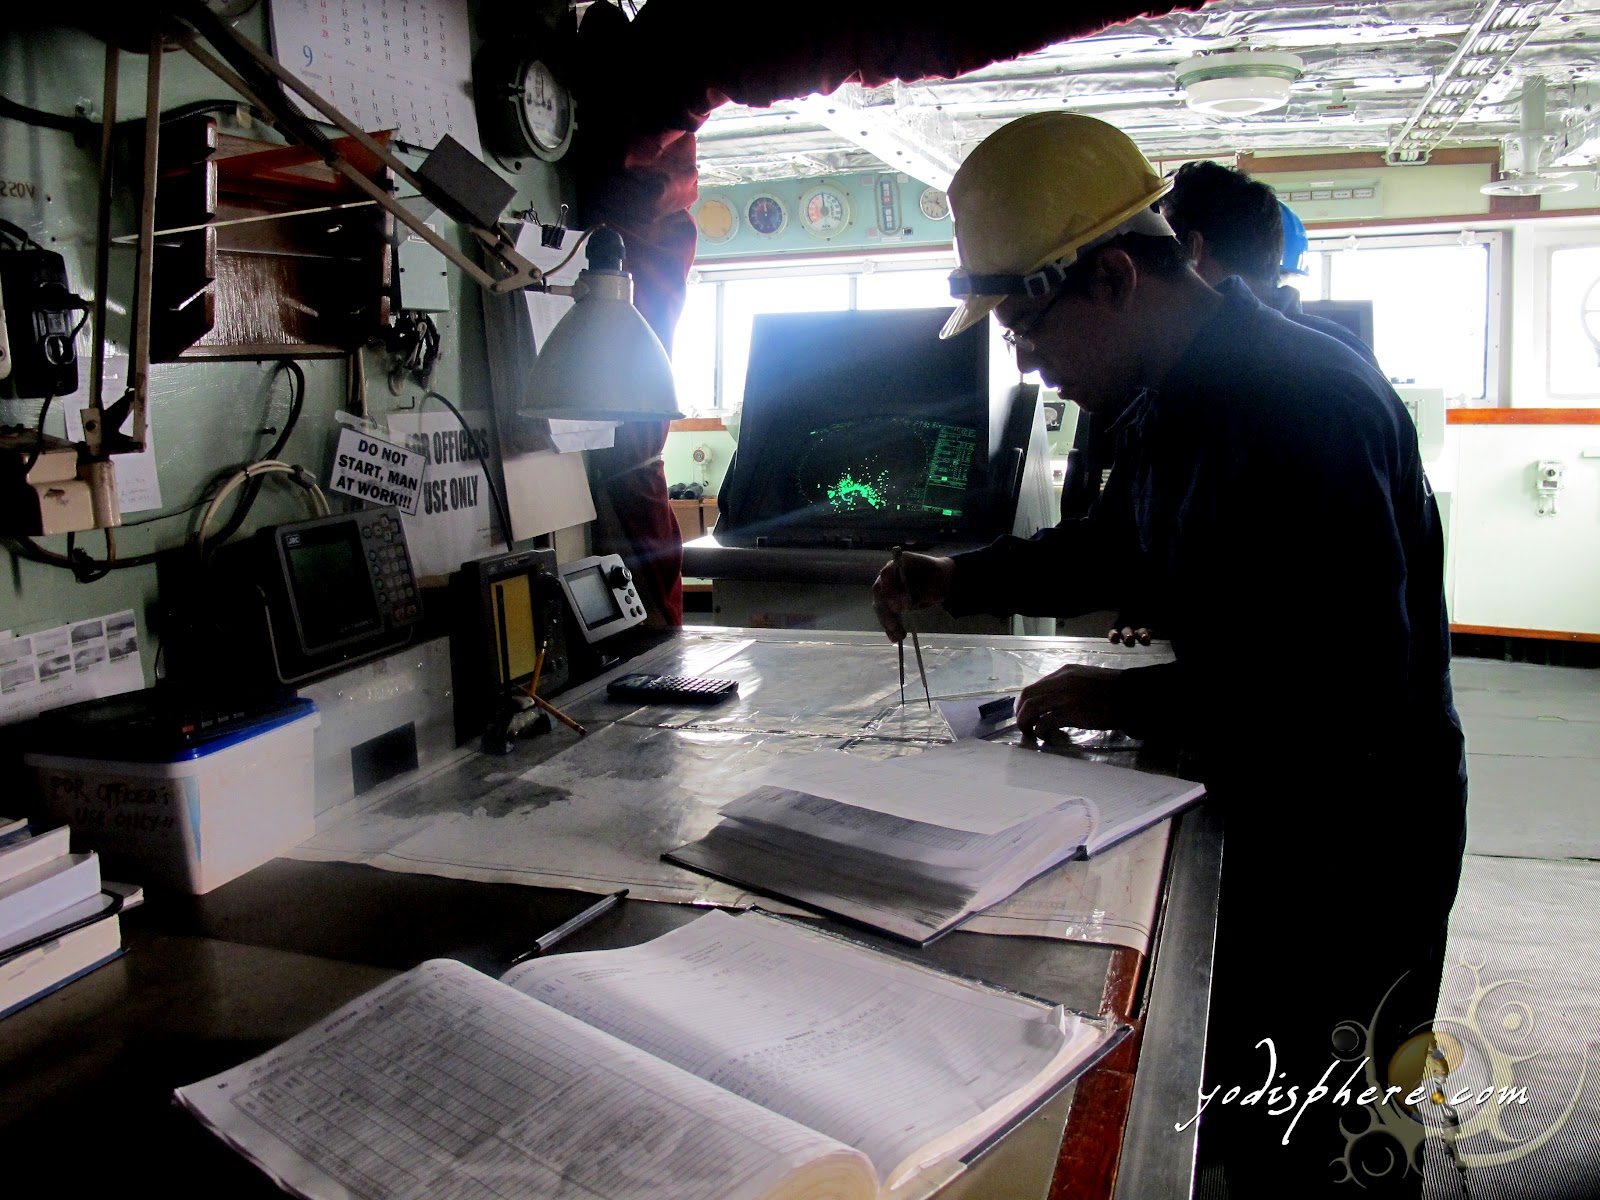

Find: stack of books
<box><xmin>0</xmin><ymin>817</ymin><xmax>137</xmax><ymax>1019</ymax></box>
<box><xmin>668</xmin><ymin>741</ymin><xmax>1206</xmax><ymax>945</ymax></box>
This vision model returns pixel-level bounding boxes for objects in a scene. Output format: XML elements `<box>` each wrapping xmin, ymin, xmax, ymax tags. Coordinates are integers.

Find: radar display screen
<box><xmin>717</xmin><ymin>308</ymin><xmax>992</xmax><ymax>547</ymax></box>
<box><xmin>795</xmin><ymin>418</ymin><xmax>976</xmax><ymax>522</ymax></box>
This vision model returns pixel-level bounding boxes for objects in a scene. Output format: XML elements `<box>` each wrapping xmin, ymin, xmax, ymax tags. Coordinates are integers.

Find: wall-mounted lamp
<box><xmin>522</xmin><ymin>229</ymin><xmax>683</xmax><ymax>423</ymax></box>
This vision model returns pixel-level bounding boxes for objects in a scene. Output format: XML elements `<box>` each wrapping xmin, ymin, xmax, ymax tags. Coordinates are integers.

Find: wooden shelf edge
<box><xmin>1239</xmin><ymin>147</ymin><xmax>1500</xmax><ymax>174</ymax></box>
<box><xmin>1447</xmin><ymin>408</ymin><xmax>1600</xmax><ymax>425</ymax></box>
<box><xmin>1452</xmin><ymin>624</ymin><xmax>1600</xmax><ymax>644</ymax></box>
<box><xmin>669</xmin><ymin>417</ymin><xmax>728</xmax><ymax>432</ymax></box>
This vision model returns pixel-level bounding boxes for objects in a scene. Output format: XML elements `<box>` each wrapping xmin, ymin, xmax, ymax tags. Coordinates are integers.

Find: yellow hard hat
<box><xmin>941</xmin><ymin>113</ymin><xmax>1175</xmax><ymax>339</ymax></box>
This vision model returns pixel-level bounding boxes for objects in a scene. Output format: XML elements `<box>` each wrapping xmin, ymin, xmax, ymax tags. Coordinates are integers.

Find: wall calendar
<box><xmin>269</xmin><ymin>0</ymin><xmax>482</xmax><ymax>158</ymax></box>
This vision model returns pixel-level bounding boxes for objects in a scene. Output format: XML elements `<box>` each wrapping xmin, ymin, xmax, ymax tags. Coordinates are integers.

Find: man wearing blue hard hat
<box><xmin>1160</xmin><ymin>159</ymin><xmax>1378</xmax><ymax>366</ymax></box>
<box><xmin>872</xmin><ymin>113</ymin><xmax>1466</xmax><ymax>1194</ymax></box>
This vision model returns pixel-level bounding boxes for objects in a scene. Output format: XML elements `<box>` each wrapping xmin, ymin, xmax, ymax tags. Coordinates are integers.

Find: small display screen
<box><xmin>490</xmin><ymin>573</ymin><xmax>539</xmax><ymax>684</ymax></box>
<box><xmin>283</xmin><ymin>522</ymin><xmax>381</xmax><ymax>652</ymax></box>
<box><xmin>566</xmin><ymin>566</ymin><xmax>623</xmax><ymax>630</ymax></box>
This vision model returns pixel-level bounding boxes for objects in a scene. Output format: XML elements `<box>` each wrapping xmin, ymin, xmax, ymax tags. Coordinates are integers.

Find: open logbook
<box><xmin>176</xmin><ymin>910</ymin><xmax>1122</xmax><ymax>1200</ymax></box>
<box><xmin>668</xmin><ymin>740</ymin><xmax>1205</xmax><ymax>944</ymax></box>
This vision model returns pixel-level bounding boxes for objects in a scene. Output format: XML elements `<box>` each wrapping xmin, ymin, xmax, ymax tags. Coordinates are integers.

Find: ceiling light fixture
<box><xmin>1175</xmin><ymin>51</ymin><xmax>1305</xmax><ymax>117</ymax></box>
<box><xmin>1481</xmin><ymin>76</ymin><xmax>1579</xmax><ymax>197</ymax></box>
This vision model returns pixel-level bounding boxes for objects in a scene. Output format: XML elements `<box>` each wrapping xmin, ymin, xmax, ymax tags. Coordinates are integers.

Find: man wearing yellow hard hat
<box><xmin>873</xmin><ymin>113</ymin><xmax>1466</xmax><ymax>1194</ymax></box>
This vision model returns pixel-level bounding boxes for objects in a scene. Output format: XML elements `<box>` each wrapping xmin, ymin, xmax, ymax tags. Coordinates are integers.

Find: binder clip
<box><xmin>539</xmin><ymin>205</ymin><xmax>570</xmax><ymax>250</ymax></box>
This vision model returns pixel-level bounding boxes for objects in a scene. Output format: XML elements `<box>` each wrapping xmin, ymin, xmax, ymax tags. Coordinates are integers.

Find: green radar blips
<box><xmin>827</xmin><ymin>471</ymin><xmax>888</xmax><ymax>510</ymax></box>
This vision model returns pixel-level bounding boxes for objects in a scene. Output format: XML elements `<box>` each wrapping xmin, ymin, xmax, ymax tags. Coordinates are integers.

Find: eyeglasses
<box><xmin>999</xmin><ymin>286</ymin><xmax>1068</xmax><ymax>353</ymax></box>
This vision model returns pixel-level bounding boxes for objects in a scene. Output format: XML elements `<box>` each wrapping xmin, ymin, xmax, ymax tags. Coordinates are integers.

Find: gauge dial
<box><xmin>695</xmin><ymin>198</ymin><xmax>739</xmax><ymax>245</ymax></box>
<box><xmin>747</xmin><ymin>194</ymin><xmax>789</xmax><ymax>237</ymax></box>
<box><xmin>799</xmin><ymin>184</ymin><xmax>852</xmax><ymax>239</ymax></box>
<box><xmin>516</xmin><ymin>60</ymin><xmax>574</xmax><ymax>159</ymax></box>
<box><xmin>919</xmin><ymin>187</ymin><xmax>951</xmax><ymax>221</ymax></box>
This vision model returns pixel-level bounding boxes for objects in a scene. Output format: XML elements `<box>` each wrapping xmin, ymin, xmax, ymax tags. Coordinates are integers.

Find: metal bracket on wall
<box><xmin>78</xmin><ymin>27</ymin><xmax>163</xmax><ymax>518</ymax></box>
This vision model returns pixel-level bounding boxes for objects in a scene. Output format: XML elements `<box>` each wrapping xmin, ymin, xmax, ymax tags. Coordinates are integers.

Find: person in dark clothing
<box><xmin>873</xmin><ymin>114</ymin><xmax>1467</xmax><ymax>1194</ymax></box>
<box><xmin>1160</xmin><ymin>159</ymin><xmax>1379</xmax><ymax>367</ymax></box>
<box><xmin>1064</xmin><ymin>159</ymin><xmax>1381</xmax><ymax>643</ymax></box>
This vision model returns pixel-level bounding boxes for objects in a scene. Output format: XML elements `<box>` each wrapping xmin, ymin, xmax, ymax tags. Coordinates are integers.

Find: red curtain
<box><xmin>571</xmin><ymin>1</ymin><xmax>1190</xmax><ymax>626</ymax></box>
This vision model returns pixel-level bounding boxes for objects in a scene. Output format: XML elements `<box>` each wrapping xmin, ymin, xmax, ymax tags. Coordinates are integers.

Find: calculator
<box><xmin>606</xmin><ymin>673</ymin><xmax>740</xmax><ymax>705</ymax></box>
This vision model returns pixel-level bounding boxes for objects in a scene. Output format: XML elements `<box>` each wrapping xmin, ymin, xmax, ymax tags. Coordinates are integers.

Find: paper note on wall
<box><xmin>385</xmin><ymin>410</ymin><xmax>505</xmax><ymax>578</ymax></box>
<box><xmin>502</xmin><ymin>449</ymin><xmax>596</xmax><ymax>540</ymax></box>
<box><xmin>0</xmin><ymin>609</ymin><xmax>144</xmax><ymax>727</ymax></box>
<box><xmin>327</xmin><ymin>427</ymin><xmax>423</xmax><ymax>515</ymax></box>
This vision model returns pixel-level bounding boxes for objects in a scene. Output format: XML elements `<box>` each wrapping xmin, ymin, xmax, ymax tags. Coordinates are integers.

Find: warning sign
<box><xmin>328</xmin><ymin>428</ymin><xmax>424</xmax><ymax>515</ymax></box>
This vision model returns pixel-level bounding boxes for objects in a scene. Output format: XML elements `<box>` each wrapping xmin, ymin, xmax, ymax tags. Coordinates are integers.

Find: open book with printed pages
<box><xmin>176</xmin><ymin>910</ymin><xmax>1124</xmax><ymax>1200</ymax></box>
<box><xmin>666</xmin><ymin>740</ymin><xmax>1205</xmax><ymax>945</ymax></box>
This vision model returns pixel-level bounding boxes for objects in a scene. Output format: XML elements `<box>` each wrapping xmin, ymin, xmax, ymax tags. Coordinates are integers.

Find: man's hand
<box><xmin>871</xmin><ymin>553</ymin><xmax>955</xmax><ymax>643</ymax></box>
<box><xmin>1016</xmin><ymin>664</ymin><xmax>1125</xmax><ymax>743</ymax></box>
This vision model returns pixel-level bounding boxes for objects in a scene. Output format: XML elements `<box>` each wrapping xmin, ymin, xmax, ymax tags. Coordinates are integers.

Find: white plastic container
<box><xmin>26</xmin><ymin>710</ymin><xmax>320</xmax><ymax>894</ymax></box>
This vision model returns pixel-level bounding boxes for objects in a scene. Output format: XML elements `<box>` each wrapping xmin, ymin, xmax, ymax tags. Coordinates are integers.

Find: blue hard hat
<box><xmin>1279</xmin><ymin>201</ymin><xmax>1308</xmax><ymax>276</ymax></box>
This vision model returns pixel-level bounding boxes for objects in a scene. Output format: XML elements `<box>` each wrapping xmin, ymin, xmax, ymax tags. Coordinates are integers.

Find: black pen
<box><xmin>510</xmin><ymin>889</ymin><xmax>628</xmax><ymax>965</ymax></box>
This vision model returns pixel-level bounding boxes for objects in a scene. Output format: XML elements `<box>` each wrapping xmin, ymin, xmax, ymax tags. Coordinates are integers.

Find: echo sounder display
<box><xmin>284</xmin><ymin>524</ymin><xmax>379</xmax><ymax>650</ymax></box>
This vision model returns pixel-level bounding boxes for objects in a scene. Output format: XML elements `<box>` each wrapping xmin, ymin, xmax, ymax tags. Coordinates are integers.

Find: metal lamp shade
<box><xmin>523</xmin><ymin>268</ymin><xmax>684</xmax><ymax>423</ymax></box>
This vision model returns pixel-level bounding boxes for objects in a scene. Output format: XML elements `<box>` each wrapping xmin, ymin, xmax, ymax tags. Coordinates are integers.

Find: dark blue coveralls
<box><xmin>1271</xmin><ymin>282</ymin><xmax>1380</xmax><ymax>368</ymax></box>
<box><xmin>944</xmin><ymin>278</ymin><xmax>1468</xmax><ymax>1191</ymax></box>
<box><xmin>1060</xmin><ymin>280</ymin><xmax>1379</xmax><ymax>523</ymax></box>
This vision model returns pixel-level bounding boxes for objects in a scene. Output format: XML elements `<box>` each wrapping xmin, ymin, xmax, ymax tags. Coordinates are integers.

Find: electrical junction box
<box><xmin>0</xmin><ymin>428</ymin><xmax>95</xmax><ymax>536</ymax></box>
<box><xmin>1535</xmin><ymin>460</ymin><xmax>1564</xmax><ymax>516</ymax></box>
<box><xmin>397</xmin><ymin>225</ymin><xmax>452</xmax><ymax>313</ymax></box>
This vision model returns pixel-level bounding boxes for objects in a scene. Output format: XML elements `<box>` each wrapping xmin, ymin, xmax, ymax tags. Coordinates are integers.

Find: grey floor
<box><xmin>1423</xmin><ymin>658</ymin><xmax>1600</xmax><ymax>1200</ymax></box>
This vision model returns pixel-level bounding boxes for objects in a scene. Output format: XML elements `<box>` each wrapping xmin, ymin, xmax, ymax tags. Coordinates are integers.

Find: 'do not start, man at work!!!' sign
<box><xmin>328</xmin><ymin>428</ymin><xmax>424</xmax><ymax>515</ymax></box>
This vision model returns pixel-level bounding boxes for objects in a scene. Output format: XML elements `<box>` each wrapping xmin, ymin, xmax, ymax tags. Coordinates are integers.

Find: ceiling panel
<box><xmin>694</xmin><ymin>0</ymin><xmax>1600</xmax><ymax>185</ymax></box>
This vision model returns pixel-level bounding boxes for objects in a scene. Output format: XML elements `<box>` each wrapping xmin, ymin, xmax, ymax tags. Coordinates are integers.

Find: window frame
<box><xmin>1511</xmin><ymin>225</ymin><xmax>1600</xmax><ymax>407</ymax></box>
<box><xmin>1300</xmin><ymin>229</ymin><xmax>1506</xmax><ymax>406</ymax></box>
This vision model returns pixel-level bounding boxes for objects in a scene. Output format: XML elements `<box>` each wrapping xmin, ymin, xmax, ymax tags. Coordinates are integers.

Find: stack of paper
<box><xmin>0</xmin><ymin>819</ymin><xmax>134</xmax><ymax>1019</ymax></box>
<box><xmin>668</xmin><ymin>742</ymin><xmax>1204</xmax><ymax>944</ymax></box>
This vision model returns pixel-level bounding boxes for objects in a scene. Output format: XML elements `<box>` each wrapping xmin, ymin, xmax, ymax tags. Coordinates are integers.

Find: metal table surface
<box><xmin>680</xmin><ymin>533</ymin><xmax>994</xmax><ymax>585</ymax></box>
<box><xmin>0</xmin><ymin>628</ymin><xmax>1220</xmax><ymax>1198</ymax></box>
